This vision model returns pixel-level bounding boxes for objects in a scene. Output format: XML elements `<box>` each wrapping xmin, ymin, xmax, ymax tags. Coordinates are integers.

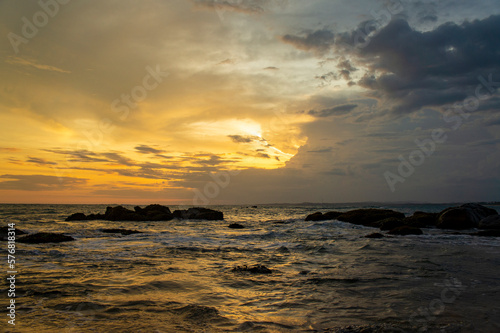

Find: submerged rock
<box><xmin>364</xmin><ymin>232</ymin><xmax>385</xmax><ymax>238</ymax></box>
<box><xmin>478</xmin><ymin>215</ymin><xmax>500</xmax><ymax>230</ymax></box>
<box><xmin>232</xmin><ymin>264</ymin><xmax>272</xmax><ymax>274</ymax></box>
<box><xmin>173</xmin><ymin>207</ymin><xmax>223</xmax><ymax>220</ymax></box>
<box><xmin>18</xmin><ymin>232</ymin><xmax>75</xmax><ymax>244</ymax></box>
<box><xmin>305</xmin><ymin>211</ymin><xmax>342</xmax><ymax>221</ymax></box>
<box><xmin>387</xmin><ymin>226</ymin><xmax>423</xmax><ymax>236</ymax></box>
<box><xmin>437</xmin><ymin>203</ymin><xmax>498</xmax><ymax>229</ymax></box>
<box><xmin>100</xmin><ymin>228</ymin><xmax>142</xmax><ymax>235</ymax></box>
<box><xmin>0</xmin><ymin>226</ymin><xmax>27</xmax><ymax>241</ymax></box>
<box><xmin>228</xmin><ymin>223</ymin><xmax>245</xmax><ymax>229</ymax></box>
<box><xmin>337</xmin><ymin>209</ymin><xmax>405</xmax><ymax>227</ymax></box>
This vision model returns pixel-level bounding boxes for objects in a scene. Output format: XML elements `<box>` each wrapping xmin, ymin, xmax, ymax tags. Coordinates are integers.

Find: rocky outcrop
<box><xmin>336</xmin><ymin>209</ymin><xmax>405</xmax><ymax>227</ymax></box>
<box><xmin>134</xmin><ymin>204</ymin><xmax>173</xmax><ymax>221</ymax></box>
<box><xmin>387</xmin><ymin>226</ymin><xmax>423</xmax><ymax>236</ymax></box>
<box><xmin>478</xmin><ymin>215</ymin><xmax>500</xmax><ymax>229</ymax></box>
<box><xmin>305</xmin><ymin>211</ymin><xmax>342</xmax><ymax>221</ymax></box>
<box><xmin>18</xmin><ymin>232</ymin><xmax>75</xmax><ymax>244</ymax></box>
<box><xmin>173</xmin><ymin>207</ymin><xmax>223</xmax><ymax>220</ymax></box>
<box><xmin>437</xmin><ymin>203</ymin><xmax>498</xmax><ymax>229</ymax></box>
<box><xmin>66</xmin><ymin>204</ymin><xmax>221</xmax><ymax>221</ymax></box>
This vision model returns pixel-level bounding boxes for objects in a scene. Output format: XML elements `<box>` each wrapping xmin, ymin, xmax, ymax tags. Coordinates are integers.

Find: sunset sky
<box><xmin>1</xmin><ymin>0</ymin><xmax>499</xmax><ymax>204</ymax></box>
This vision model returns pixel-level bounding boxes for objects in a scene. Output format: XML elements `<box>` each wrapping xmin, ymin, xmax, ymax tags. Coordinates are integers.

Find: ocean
<box><xmin>2</xmin><ymin>203</ymin><xmax>500</xmax><ymax>332</ymax></box>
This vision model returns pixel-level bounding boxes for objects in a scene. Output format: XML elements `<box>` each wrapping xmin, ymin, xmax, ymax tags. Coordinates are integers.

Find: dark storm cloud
<box><xmin>0</xmin><ymin>174</ymin><xmax>87</xmax><ymax>191</ymax></box>
<box><xmin>308</xmin><ymin>104</ymin><xmax>358</xmax><ymax>117</ymax></box>
<box><xmin>282</xmin><ymin>15</ymin><xmax>500</xmax><ymax>115</ymax></box>
<box><xmin>281</xmin><ymin>29</ymin><xmax>335</xmax><ymax>55</ymax></box>
<box><xmin>355</xmin><ymin>15</ymin><xmax>500</xmax><ymax>114</ymax></box>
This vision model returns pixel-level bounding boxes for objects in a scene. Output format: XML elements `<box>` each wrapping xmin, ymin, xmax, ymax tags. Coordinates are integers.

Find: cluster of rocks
<box><xmin>305</xmin><ymin>203</ymin><xmax>500</xmax><ymax>237</ymax></box>
<box><xmin>66</xmin><ymin>204</ymin><xmax>224</xmax><ymax>222</ymax></box>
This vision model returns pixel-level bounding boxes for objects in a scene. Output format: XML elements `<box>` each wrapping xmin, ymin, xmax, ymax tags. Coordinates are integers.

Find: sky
<box><xmin>0</xmin><ymin>0</ymin><xmax>499</xmax><ymax>204</ymax></box>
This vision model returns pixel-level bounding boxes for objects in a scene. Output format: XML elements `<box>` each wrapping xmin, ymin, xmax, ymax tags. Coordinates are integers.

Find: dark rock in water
<box><xmin>471</xmin><ymin>230</ymin><xmax>500</xmax><ymax>237</ymax></box>
<box><xmin>478</xmin><ymin>214</ymin><xmax>500</xmax><ymax>229</ymax></box>
<box><xmin>104</xmin><ymin>206</ymin><xmax>143</xmax><ymax>221</ymax></box>
<box><xmin>388</xmin><ymin>226</ymin><xmax>423</xmax><ymax>235</ymax></box>
<box><xmin>173</xmin><ymin>207</ymin><xmax>223</xmax><ymax>220</ymax></box>
<box><xmin>18</xmin><ymin>232</ymin><xmax>75</xmax><ymax>244</ymax></box>
<box><xmin>251</xmin><ymin>206</ymin><xmax>258</xmax><ymax>208</ymax></box>
<box><xmin>404</xmin><ymin>211</ymin><xmax>439</xmax><ymax>228</ymax></box>
<box><xmin>65</xmin><ymin>213</ymin><xmax>88</xmax><ymax>221</ymax></box>
<box><xmin>0</xmin><ymin>226</ymin><xmax>27</xmax><ymax>241</ymax></box>
<box><xmin>364</xmin><ymin>232</ymin><xmax>384</xmax><ymax>238</ymax></box>
<box><xmin>228</xmin><ymin>223</ymin><xmax>245</xmax><ymax>229</ymax></box>
<box><xmin>305</xmin><ymin>211</ymin><xmax>342</xmax><ymax>221</ymax></box>
<box><xmin>86</xmin><ymin>213</ymin><xmax>105</xmax><ymax>220</ymax></box>
<box><xmin>134</xmin><ymin>204</ymin><xmax>173</xmax><ymax>221</ymax></box>
<box><xmin>337</xmin><ymin>209</ymin><xmax>405</xmax><ymax>227</ymax></box>
<box><xmin>65</xmin><ymin>204</ymin><xmax>181</xmax><ymax>222</ymax></box>
<box><xmin>232</xmin><ymin>264</ymin><xmax>272</xmax><ymax>274</ymax></box>
<box><xmin>437</xmin><ymin>203</ymin><xmax>498</xmax><ymax>229</ymax></box>
<box><xmin>378</xmin><ymin>217</ymin><xmax>405</xmax><ymax>230</ymax></box>
<box><xmin>100</xmin><ymin>228</ymin><xmax>142</xmax><ymax>235</ymax></box>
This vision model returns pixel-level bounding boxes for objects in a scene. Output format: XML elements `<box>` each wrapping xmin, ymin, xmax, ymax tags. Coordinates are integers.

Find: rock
<box><xmin>378</xmin><ymin>217</ymin><xmax>405</xmax><ymax>231</ymax></box>
<box><xmin>232</xmin><ymin>264</ymin><xmax>272</xmax><ymax>274</ymax></box>
<box><xmin>437</xmin><ymin>203</ymin><xmax>498</xmax><ymax>229</ymax></box>
<box><xmin>364</xmin><ymin>232</ymin><xmax>385</xmax><ymax>238</ymax></box>
<box><xmin>478</xmin><ymin>215</ymin><xmax>500</xmax><ymax>229</ymax></box>
<box><xmin>387</xmin><ymin>226</ymin><xmax>423</xmax><ymax>236</ymax></box>
<box><xmin>0</xmin><ymin>226</ymin><xmax>27</xmax><ymax>241</ymax></box>
<box><xmin>404</xmin><ymin>211</ymin><xmax>439</xmax><ymax>228</ymax></box>
<box><xmin>173</xmin><ymin>207</ymin><xmax>223</xmax><ymax>220</ymax></box>
<box><xmin>86</xmin><ymin>213</ymin><xmax>105</xmax><ymax>220</ymax></box>
<box><xmin>18</xmin><ymin>232</ymin><xmax>75</xmax><ymax>244</ymax></box>
<box><xmin>104</xmin><ymin>206</ymin><xmax>144</xmax><ymax>221</ymax></box>
<box><xmin>337</xmin><ymin>209</ymin><xmax>405</xmax><ymax>227</ymax></box>
<box><xmin>305</xmin><ymin>211</ymin><xmax>342</xmax><ymax>221</ymax></box>
<box><xmin>66</xmin><ymin>205</ymin><xmax>221</xmax><ymax>222</ymax></box>
<box><xmin>135</xmin><ymin>204</ymin><xmax>173</xmax><ymax>221</ymax></box>
<box><xmin>100</xmin><ymin>228</ymin><xmax>142</xmax><ymax>235</ymax></box>
<box><xmin>471</xmin><ymin>230</ymin><xmax>500</xmax><ymax>237</ymax></box>
<box><xmin>65</xmin><ymin>213</ymin><xmax>88</xmax><ymax>221</ymax></box>
<box><xmin>228</xmin><ymin>223</ymin><xmax>245</xmax><ymax>229</ymax></box>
